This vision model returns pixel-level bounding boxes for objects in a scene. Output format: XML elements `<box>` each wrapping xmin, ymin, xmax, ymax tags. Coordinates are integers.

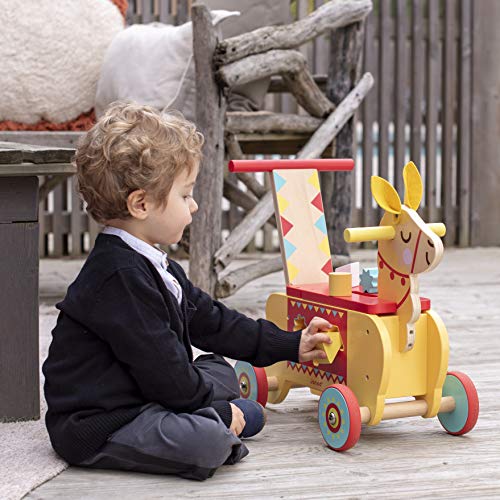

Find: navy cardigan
<box><xmin>43</xmin><ymin>234</ymin><xmax>301</xmax><ymax>464</ymax></box>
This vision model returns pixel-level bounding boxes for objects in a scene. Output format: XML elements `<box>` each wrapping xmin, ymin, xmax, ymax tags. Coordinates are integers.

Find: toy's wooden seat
<box><xmin>287</xmin><ymin>283</ymin><xmax>430</xmax><ymax>315</ymax></box>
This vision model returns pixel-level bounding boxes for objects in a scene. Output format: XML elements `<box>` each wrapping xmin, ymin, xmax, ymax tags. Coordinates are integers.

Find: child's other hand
<box><xmin>229</xmin><ymin>403</ymin><xmax>246</xmax><ymax>436</ymax></box>
<box><xmin>298</xmin><ymin>316</ymin><xmax>333</xmax><ymax>363</ymax></box>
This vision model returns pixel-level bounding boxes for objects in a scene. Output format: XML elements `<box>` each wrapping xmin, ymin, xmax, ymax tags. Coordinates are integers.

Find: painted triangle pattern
<box><xmin>271</xmin><ymin>169</ymin><xmax>333</xmax><ymax>286</ymax></box>
<box><xmin>287</xmin><ymin>361</ymin><xmax>344</xmax><ymax>383</ymax></box>
<box><xmin>273</xmin><ymin>172</ymin><xmax>286</xmax><ymax>191</ymax></box>
<box><xmin>314</xmin><ymin>214</ymin><xmax>327</xmax><ymax>234</ymax></box>
<box><xmin>319</xmin><ymin>236</ymin><xmax>331</xmax><ymax>257</ymax></box>
<box><xmin>321</xmin><ymin>259</ymin><xmax>333</xmax><ymax>275</ymax></box>
<box><xmin>283</xmin><ymin>239</ymin><xmax>297</xmax><ymax>260</ymax></box>
<box><xmin>280</xmin><ymin>216</ymin><xmax>293</xmax><ymax>236</ymax></box>
<box><xmin>290</xmin><ymin>300</ymin><xmax>342</xmax><ymax>318</ymax></box>
<box><xmin>311</xmin><ymin>192</ymin><xmax>324</xmax><ymax>211</ymax></box>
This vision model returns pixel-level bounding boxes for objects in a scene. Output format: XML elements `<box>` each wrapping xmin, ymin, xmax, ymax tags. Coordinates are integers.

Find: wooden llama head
<box><xmin>372</xmin><ymin>162</ymin><xmax>443</xmax><ymax>275</ymax></box>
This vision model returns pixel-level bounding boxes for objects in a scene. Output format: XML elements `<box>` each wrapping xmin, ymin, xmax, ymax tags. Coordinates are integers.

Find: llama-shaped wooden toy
<box><xmin>233</xmin><ymin>159</ymin><xmax>479</xmax><ymax>451</ymax></box>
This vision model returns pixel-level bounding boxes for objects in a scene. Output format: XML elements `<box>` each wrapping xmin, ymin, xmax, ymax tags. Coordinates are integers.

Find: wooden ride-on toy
<box><xmin>232</xmin><ymin>159</ymin><xmax>479</xmax><ymax>451</ymax></box>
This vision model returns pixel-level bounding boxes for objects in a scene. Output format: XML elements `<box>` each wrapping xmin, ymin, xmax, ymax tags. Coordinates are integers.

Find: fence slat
<box><xmin>159</xmin><ymin>0</ymin><xmax>172</xmax><ymax>24</ymax></box>
<box><xmin>410</xmin><ymin>0</ymin><xmax>424</xmax><ymax>169</ymax></box>
<box><xmin>51</xmin><ymin>184</ymin><xmax>63</xmax><ymax>257</ymax></box>
<box><xmin>141</xmin><ymin>0</ymin><xmax>154</xmax><ymax>23</ymax></box>
<box><xmin>125</xmin><ymin>0</ymin><xmax>137</xmax><ymax>25</ymax></box>
<box><xmin>63</xmin><ymin>178</ymin><xmax>70</xmax><ymax>254</ymax></box>
<box><xmin>394</xmin><ymin>0</ymin><xmax>407</xmax><ymax>195</ymax></box>
<box><xmin>442</xmin><ymin>0</ymin><xmax>457</xmax><ymax>245</ymax></box>
<box><xmin>176</xmin><ymin>0</ymin><xmax>190</xmax><ymax>25</ymax></box>
<box><xmin>362</xmin><ymin>11</ymin><xmax>376</xmax><ymax>231</ymax></box>
<box><xmin>470</xmin><ymin>0</ymin><xmax>500</xmax><ymax>245</ymax></box>
<box><xmin>378</xmin><ymin>0</ymin><xmax>390</xmax><ymax>183</ymax></box>
<box><xmin>458</xmin><ymin>0</ymin><xmax>472</xmax><ymax>246</ymax></box>
<box><xmin>38</xmin><ymin>178</ymin><xmax>47</xmax><ymax>257</ymax></box>
<box><xmin>313</xmin><ymin>0</ymin><xmax>329</xmax><ymax>74</ymax></box>
<box><xmin>70</xmin><ymin>177</ymin><xmax>82</xmax><ymax>257</ymax></box>
<box><xmin>281</xmin><ymin>1</ymin><xmax>299</xmax><ymax>116</ymax></box>
<box><xmin>425</xmin><ymin>0</ymin><xmax>439</xmax><ymax>222</ymax></box>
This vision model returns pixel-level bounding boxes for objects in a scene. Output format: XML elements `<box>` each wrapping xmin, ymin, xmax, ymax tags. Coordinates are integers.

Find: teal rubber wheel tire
<box><xmin>234</xmin><ymin>361</ymin><xmax>269</xmax><ymax>407</ymax></box>
<box><xmin>318</xmin><ymin>384</ymin><xmax>361</xmax><ymax>451</ymax></box>
<box><xmin>438</xmin><ymin>371</ymin><xmax>479</xmax><ymax>436</ymax></box>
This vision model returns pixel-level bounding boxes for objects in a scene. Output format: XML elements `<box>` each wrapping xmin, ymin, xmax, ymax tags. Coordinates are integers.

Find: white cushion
<box><xmin>0</xmin><ymin>0</ymin><xmax>123</xmax><ymax>124</ymax></box>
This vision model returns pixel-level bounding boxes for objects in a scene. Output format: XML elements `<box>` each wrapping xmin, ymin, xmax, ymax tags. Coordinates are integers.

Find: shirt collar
<box><xmin>102</xmin><ymin>226</ymin><xmax>169</xmax><ymax>270</ymax></box>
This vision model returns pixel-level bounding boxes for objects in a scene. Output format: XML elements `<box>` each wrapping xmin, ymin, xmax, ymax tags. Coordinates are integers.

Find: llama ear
<box><xmin>371</xmin><ymin>176</ymin><xmax>402</xmax><ymax>215</ymax></box>
<box><xmin>403</xmin><ymin>161</ymin><xmax>423</xmax><ymax>210</ymax></box>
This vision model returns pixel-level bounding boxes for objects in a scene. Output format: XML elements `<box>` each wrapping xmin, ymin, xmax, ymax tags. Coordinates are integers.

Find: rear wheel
<box><xmin>438</xmin><ymin>371</ymin><xmax>479</xmax><ymax>435</ymax></box>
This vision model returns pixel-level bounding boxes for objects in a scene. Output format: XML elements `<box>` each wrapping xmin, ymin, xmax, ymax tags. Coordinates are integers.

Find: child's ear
<box><xmin>127</xmin><ymin>190</ymin><xmax>148</xmax><ymax>220</ymax></box>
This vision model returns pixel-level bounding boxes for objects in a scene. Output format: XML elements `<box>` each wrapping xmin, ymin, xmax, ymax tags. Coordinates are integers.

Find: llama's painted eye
<box><xmin>400</xmin><ymin>230</ymin><xmax>412</xmax><ymax>243</ymax></box>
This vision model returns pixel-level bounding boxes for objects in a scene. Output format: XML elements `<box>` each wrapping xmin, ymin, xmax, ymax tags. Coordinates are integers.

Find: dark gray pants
<box><xmin>79</xmin><ymin>354</ymin><xmax>248</xmax><ymax>480</ymax></box>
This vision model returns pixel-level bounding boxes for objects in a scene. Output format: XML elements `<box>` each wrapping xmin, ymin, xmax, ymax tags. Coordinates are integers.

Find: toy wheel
<box><xmin>438</xmin><ymin>371</ymin><xmax>479</xmax><ymax>436</ymax></box>
<box><xmin>234</xmin><ymin>361</ymin><xmax>269</xmax><ymax>407</ymax></box>
<box><xmin>318</xmin><ymin>384</ymin><xmax>361</xmax><ymax>451</ymax></box>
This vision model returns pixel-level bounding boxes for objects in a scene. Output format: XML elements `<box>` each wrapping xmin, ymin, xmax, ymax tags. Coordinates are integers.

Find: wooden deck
<box><xmin>30</xmin><ymin>248</ymin><xmax>500</xmax><ymax>498</ymax></box>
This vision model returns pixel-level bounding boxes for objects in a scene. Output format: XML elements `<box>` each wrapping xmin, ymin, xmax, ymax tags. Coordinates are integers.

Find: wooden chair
<box><xmin>189</xmin><ymin>0</ymin><xmax>374</xmax><ymax>297</ymax></box>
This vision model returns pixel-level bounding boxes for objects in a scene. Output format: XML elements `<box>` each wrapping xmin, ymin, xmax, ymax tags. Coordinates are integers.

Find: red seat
<box><xmin>287</xmin><ymin>283</ymin><xmax>430</xmax><ymax>315</ymax></box>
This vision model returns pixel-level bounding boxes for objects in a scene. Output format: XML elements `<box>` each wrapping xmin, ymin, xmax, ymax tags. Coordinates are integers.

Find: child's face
<box><xmin>143</xmin><ymin>165</ymin><xmax>199</xmax><ymax>246</ymax></box>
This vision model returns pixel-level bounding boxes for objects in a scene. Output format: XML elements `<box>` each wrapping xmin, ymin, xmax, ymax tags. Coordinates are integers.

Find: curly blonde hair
<box><xmin>75</xmin><ymin>101</ymin><xmax>204</xmax><ymax>223</ymax></box>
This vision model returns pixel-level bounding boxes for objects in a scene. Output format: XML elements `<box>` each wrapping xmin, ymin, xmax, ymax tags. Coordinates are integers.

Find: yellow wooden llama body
<box><xmin>233</xmin><ymin>160</ymin><xmax>479</xmax><ymax>451</ymax></box>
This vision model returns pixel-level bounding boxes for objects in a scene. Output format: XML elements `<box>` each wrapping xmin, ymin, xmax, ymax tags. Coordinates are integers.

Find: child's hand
<box><xmin>298</xmin><ymin>316</ymin><xmax>333</xmax><ymax>363</ymax></box>
<box><xmin>229</xmin><ymin>403</ymin><xmax>246</xmax><ymax>436</ymax></box>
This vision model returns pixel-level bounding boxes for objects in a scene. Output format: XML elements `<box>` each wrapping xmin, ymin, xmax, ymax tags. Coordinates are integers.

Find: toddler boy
<box><xmin>43</xmin><ymin>102</ymin><xmax>332</xmax><ymax>480</ymax></box>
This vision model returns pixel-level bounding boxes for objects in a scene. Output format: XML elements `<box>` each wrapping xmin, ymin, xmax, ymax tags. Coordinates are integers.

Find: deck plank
<box><xmin>30</xmin><ymin>248</ymin><xmax>500</xmax><ymax>498</ymax></box>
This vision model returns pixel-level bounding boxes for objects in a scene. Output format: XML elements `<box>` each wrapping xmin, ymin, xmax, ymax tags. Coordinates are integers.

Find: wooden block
<box><xmin>329</xmin><ymin>272</ymin><xmax>352</xmax><ymax>296</ymax></box>
<box><xmin>360</xmin><ymin>267</ymin><xmax>379</xmax><ymax>293</ymax></box>
<box><xmin>313</xmin><ymin>328</ymin><xmax>343</xmax><ymax>367</ymax></box>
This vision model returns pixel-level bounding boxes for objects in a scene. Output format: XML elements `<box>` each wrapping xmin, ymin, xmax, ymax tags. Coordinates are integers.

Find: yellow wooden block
<box><xmin>328</xmin><ymin>272</ymin><xmax>352</xmax><ymax>297</ymax></box>
<box><xmin>313</xmin><ymin>328</ymin><xmax>343</xmax><ymax>367</ymax></box>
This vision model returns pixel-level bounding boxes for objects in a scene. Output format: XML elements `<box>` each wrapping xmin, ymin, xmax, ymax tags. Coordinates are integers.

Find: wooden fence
<box><xmin>39</xmin><ymin>0</ymin><xmax>477</xmax><ymax>256</ymax></box>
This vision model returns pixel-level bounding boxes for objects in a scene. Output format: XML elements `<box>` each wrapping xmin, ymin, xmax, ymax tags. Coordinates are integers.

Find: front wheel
<box><xmin>438</xmin><ymin>371</ymin><xmax>479</xmax><ymax>436</ymax></box>
<box><xmin>234</xmin><ymin>361</ymin><xmax>269</xmax><ymax>407</ymax></box>
<box><xmin>318</xmin><ymin>384</ymin><xmax>361</xmax><ymax>451</ymax></box>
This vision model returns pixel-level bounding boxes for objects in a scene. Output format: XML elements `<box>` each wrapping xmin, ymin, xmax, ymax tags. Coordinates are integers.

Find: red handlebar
<box><xmin>228</xmin><ymin>159</ymin><xmax>354</xmax><ymax>173</ymax></box>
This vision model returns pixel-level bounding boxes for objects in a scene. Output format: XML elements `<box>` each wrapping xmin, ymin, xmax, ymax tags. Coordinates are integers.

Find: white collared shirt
<box><xmin>102</xmin><ymin>226</ymin><xmax>183</xmax><ymax>305</ymax></box>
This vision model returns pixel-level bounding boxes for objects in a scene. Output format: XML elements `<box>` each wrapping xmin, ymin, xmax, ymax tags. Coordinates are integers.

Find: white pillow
<box><xmin>95</xmin><ymin>10</ymin><xmax>239</xmax><ymax>121</ymax></box>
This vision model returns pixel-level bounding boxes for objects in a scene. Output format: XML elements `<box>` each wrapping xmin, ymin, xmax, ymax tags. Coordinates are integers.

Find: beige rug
<box><xmin>0</xmin><ymin>305</ymin><xmax>67</xmax><ymax>500</ymax></box>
